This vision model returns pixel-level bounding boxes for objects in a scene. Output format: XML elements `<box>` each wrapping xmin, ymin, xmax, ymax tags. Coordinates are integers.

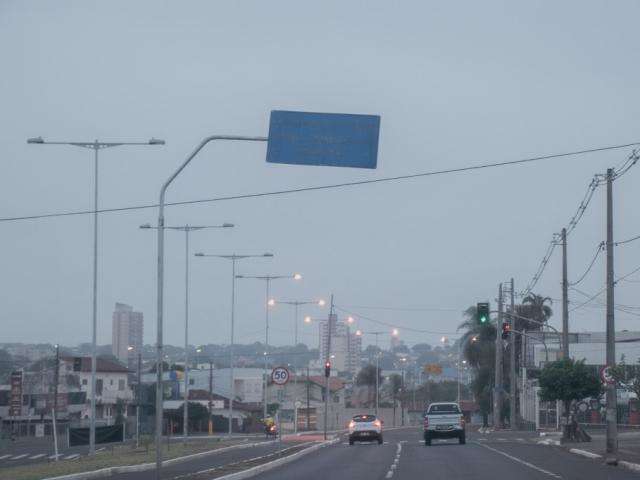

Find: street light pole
<box><xmin>195</xmin><ymin>253</ymin><xmax>274</xmax><ymax>434</ymax></box>
<box><xmin>154</xmin><ymin>135</ymin><xmax>266</xmax><ymax>478</ymax></box>
<box><xmin>140</xmin><ymin>223</ymin><xmax>233</xmax><ymax>441</ymax></box>
<box><xmin>235</xmin><ymin>273</ymin><xmax>302</xmax><ymax>420</ymax></box>
<box><xmin>270</xmin><ymin>298</ymin><xmax>325</xmax><ymax>434</ymax></box>
<box><xmin>27</xmin><ymin>136</ymin><xmax>164</xmax><ymax>455</ymax></box>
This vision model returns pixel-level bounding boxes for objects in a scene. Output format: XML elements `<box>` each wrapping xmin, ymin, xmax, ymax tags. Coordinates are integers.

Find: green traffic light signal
<box><xmin>476</xmin><ymin>302</ymin><xmax>490</xmax><ymax>324</ymax></box>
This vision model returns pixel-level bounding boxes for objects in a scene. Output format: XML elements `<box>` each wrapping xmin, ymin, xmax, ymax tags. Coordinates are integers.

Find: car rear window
<box><xmin>352</xmin><ymin>415</ymin><xmax>377</xmax><ymax>422</ymax></box>
<box><xmin>427</xmin><ymin>404</ymin><xmax>460</xmax><ymax>414</ymax></box>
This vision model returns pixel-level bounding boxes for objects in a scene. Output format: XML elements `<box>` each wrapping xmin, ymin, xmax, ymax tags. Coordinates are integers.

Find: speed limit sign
<box><xmin>271</xmin><ymin>366</ymin><xmax>290</xmax><ymax>386</ymax></box>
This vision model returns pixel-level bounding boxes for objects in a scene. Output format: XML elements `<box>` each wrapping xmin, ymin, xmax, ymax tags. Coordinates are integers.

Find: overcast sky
<box><xmin>1</xmin><ymin>1</ymin><xmax>639</xmax><ymax>350</ymax></box>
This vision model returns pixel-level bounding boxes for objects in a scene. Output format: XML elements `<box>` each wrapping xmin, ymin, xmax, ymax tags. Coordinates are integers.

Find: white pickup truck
<box><xmin>423</xmin><ymin>402</ymin><xmax>465</xmax><ymax>445</ymax></box>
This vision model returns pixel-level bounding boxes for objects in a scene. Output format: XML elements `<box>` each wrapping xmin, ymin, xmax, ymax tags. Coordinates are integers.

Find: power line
<box><xmin>334</xmin><ymin>305</ymin><xmax>458</xmax><ymax>335</ymax></box>
<box><xmin>522</xmin><ymin>149</ymin><xmax>640</xmax><ymax>296</ymax></box>
<box><xmin>616</xmin><ymin>233</ymin><xmax>640</xmax><ymax>246</ymax></box>
<box><xmin>338</xmin><ymin>304</ymin><xmax>460</xmax><ymax>312</ymax></box>
<box><xmin>2</xmin><ymin>141</ymin><xmax>640</xmax><ymax>223</ymax></box>
<box><xmin>569</xmin><ymin>241</ymin><xmax>605</xmax><ymax>287</ymax></box>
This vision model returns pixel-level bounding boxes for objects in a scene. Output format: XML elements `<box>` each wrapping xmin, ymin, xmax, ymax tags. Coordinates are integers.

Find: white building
<box><xmin>319</xmin><ymin>314</ymin><xmax>361</xmax><ymax>374</ymax></box>
<box><xmin>112</xmin><ymin>303</ymin><xmax>143</xmax><ymax>369</ymax></box>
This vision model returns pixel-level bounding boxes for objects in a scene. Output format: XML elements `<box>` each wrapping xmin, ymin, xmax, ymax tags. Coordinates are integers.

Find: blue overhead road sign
<box><xmin>266</xmin><ymin>110</ymin><xmax>380</xmax><ymax>169</ymax></box>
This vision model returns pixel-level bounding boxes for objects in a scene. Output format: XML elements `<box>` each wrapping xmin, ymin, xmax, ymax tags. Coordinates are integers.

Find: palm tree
<box><xmin>519</xmin><ymin>294</ymin><xmax>553</xmax><ymax>331</ymax></box>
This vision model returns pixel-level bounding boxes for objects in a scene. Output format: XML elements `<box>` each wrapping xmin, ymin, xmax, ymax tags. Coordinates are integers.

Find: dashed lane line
<box><xmin>29</xmin><ymin>453</ymin><xmax>46</xmax><ymax>459</ymax></box>
<box><xmin>473</xmin><ymin>442</ymin><xmax>562</xmax><ymax>479</ymax></box>
<box><xmin>10</xmin><ymin>454</ymin><xmax>28</xmax><ymax>460</ymax></box>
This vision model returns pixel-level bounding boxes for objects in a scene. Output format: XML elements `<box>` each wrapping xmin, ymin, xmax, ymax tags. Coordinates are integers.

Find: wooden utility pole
<box><xmin>493</xmin><ymin>284</ymin><xmax>504</xmax><ymax>428</ymax></box>
<box><xmin>509</xmin><ymin>279</ymin><xmax>516</xmax><ymax>429</ymax></box>
<box><xmin>562</xmin><ymin>228</ymin><xmax>569</xmax><ymax>359</ymax></box>
<box><xmin>605</xmin><ymin>168</ymin><xmax>618</xmax><ymax>458</ymax></box>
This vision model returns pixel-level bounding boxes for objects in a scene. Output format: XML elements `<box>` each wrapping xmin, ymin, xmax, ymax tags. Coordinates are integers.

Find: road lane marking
<box><xmin>64</xmin><ymin>454</ymin><xmax>80</xmax><ymax>460</ymax></box>
<box><xmin>474</xmin><ymin>442</ymin><xmax>562</xmax><ymax>479</ymax></box>
<box><xmin>29</xmin><ymin>453</ymin><xmax>46</xmax><ymax>459</ymax></box>
<box><xmin>10</xmin><ymin>454</ymin><xmax>28</xmax><ymax>460</ymax></box>
<box><xmin>0</xmin><ymin>454</ymin><xmax>12</xmax><ymax>460</ymax></box>
<box><xmin>48</xmin><ymin>454</ymin><xmax>60</xmax><ymax>460</ymax></box>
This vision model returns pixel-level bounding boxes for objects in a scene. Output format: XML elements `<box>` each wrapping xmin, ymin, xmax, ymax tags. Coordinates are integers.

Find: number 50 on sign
<box><xmin>271</xmin><ymin>366</ymin><xmax>290</xmax><ymax>386</ymax></box>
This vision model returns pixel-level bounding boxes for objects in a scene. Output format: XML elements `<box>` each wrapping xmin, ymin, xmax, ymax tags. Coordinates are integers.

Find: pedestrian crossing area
<box><xmin>0</xmin><ymin>452</ymin><xmax>82</xmax><ymax>462</ymax></box>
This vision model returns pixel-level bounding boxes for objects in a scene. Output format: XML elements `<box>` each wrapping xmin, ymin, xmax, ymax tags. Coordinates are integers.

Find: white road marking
<box><xmin>48</xmin><ymin>454</ymin><xmax>60</xmax><ymax>460</ymax></box>
<box><xmin>10</xmin><ymin>454</ymin><xmax>28</xmax><ymax>460</ymax></box>
<box><xmin>516</xmin><ymin>438</ymin><xmax>526</xmax><ymax>443</ymax></box>
<box><xmin>0</xmin><ymin>454</ymin><xmax>12</xmax><ymax>460</ymax></box>
<box><xmin>496</xmin><ymin>438</ymin><xmax>507</xmax><ymax>441</ymax></box>
<box><xmin>29</xmin><ymin>453</ymin><xmax>46</xmax><ymax>459</ymax></box>
<box><xmin>474</xmin><ymin>442</ymin><xmax>562</xmax><ymax>479</ymax></box>
<box><xmin>64</xmin><ymin>454</ymin><xmax>80</xmax><ymax>460</ymax></box>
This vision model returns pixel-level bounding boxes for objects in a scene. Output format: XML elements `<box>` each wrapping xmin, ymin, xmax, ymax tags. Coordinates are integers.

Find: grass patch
<box><xmin>0</xmin><ymin>438</ymin><xmax>246</xmax><ymax>480</ymax></box>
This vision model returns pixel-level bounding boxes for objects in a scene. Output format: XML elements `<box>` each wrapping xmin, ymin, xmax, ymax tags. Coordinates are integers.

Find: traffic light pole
<box><xmin>323</xmin><ymin>295</ymin><xmax>334</xmax><ymax>441</ymax></box>
<box><xmin>493</xmin><ymin>284</ymin><xmax>504</xmax><ymax>429</ymax></box>
<box><xmin>509</xmin><ymin>278</ymin><xmax>516</xmax><ymax>430</ymax></box>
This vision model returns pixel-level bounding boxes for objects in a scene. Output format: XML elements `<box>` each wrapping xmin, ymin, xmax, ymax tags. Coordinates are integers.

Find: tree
<box><xmin>539</xmin><ymin>359</ymin><xmax>601</xmax><ymax>440</ymax></box>
<box><xmin>356</xmin><ymin>364</ymin><xmax>383</xmax><ymax>407</ymax></box>
<box><xmin>458</xmin><ymin>305</ymin><xmax>497</xmax><ymax>425</ymax></box>
<box><xmin>520</xmin><ymin>294</ymin><xmax>553</xmax><ymax>329</ymax></box>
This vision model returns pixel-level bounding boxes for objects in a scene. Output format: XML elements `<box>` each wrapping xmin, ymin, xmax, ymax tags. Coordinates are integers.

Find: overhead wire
<box><xmin>568</xmin><ymin>241</ymin><xmax>605</xmax><ymax>287</ymax></box>
<box><xmin>2</xmin><ymin>141</ymin><xmax>640</xmax><ymax>223</ymax></box>
<box><xmin>334</xmin><ymin>305</ymin><xmax>458</xmax><ymax>335</ymax></box>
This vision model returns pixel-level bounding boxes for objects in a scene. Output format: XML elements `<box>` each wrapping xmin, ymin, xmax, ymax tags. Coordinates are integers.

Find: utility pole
<box><xmin>323</xmin><ymin>295</ymin><xmax>334</xmax><ymax>440</ymax></box>
<box><xmin>605</xmin><ymin>168</ymin><xmax>618</xmax><ymax>458</ymax></box>
<box><xmin>494</xmin><ymin>283</ymin><xmax>504</xmax><ymax>429</ymax></box>
<box><xmin>136</xmin><ymin>352</ymin><xmax>141</xmax><ymax>448</ymax></box>
<box><xmin>306</xmin><ymin>365</ymin><xmax>310</xmax><ymax>431</ymax></box>
<box><xmin>52</xmin><ymin>344</ymin><xmax>60</xmax><ymax>461</ymax></box>
<box><xmin>561</xmin><ymin>228</ymin><xmax>569</xmax><ymax>359</ymax></box>
<box><xmin>509</xmin><ymin>278</ymin><xmax>516</xmax><ymax>430</ymax></box>
<box><xmin>208</xmin><ymin>360</ymin><xmax>213</xmax><ymax>435</ymax></box>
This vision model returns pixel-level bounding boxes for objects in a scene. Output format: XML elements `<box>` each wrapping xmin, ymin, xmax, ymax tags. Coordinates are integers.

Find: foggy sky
<box><xmin>1</xmin><ymin>0</ymin><xmax>639</xmax><ymax>349</ymax></box>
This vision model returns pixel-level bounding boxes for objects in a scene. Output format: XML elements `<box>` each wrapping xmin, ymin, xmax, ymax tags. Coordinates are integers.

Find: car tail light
<box><xmin>459</xmin><ymin>417</ymin><xmax>465</xmax><ymax>427</ymax></box>
<box><xmin>423</xmin><ymin>417</ymin><xmax>429</xmax><ymax>429</ymax></box>
<box><xmin>373</xmin><ymin>420</ymin><xmax>381</xmax><ymax>428</ymax></box>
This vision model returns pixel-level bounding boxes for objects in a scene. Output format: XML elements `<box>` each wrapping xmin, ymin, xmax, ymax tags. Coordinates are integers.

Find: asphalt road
<box><xmin>256</xmin><ymin>428</ymin><xmax>640</xmax><ymax>480</ymax></box>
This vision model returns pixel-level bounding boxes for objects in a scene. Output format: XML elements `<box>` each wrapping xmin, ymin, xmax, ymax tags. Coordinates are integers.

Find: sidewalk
<box><xmin>560</xmin><ymin>430</ymin><xmax>640</xmax><ymax>465</ymax></box>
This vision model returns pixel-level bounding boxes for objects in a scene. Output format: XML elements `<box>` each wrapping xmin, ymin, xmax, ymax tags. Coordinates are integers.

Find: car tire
<box><xmin>349</xmin><ymin>438</ymin><xmax>354</xmax><ymax>445</ymax></box>
<box><xmin>378</xmin><ymin>435</ymin><xmax>383</xmax><ymax>445</ymax></box>
<box><xmin>424</xmin><ymin>434</ymin><xmax>431</xmax><ymax>446</ymax></box>
<box><xmin>459</xmin><ymin>433</ymin><xmax>466</xmax><ymax>445</ymax></box>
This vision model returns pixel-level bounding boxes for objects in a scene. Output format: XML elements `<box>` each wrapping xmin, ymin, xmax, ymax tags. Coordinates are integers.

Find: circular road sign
<box><xmin>600</xmin><ymin>366</ymin><xmax>615</xmax><ymax>385</ymax></box>
<box><xmin>271</xmin><ymin>366</ymin><xmax>290</xmax><ymax>386</ymax></box>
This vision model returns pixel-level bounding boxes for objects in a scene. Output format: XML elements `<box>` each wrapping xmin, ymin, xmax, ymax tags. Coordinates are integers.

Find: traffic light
<box><xmin>324</xmin><ymin>361</ymin><xmax>331</xmax><ymax>377</ymax></box>
<box><xmin>476</xmin><ymin>302</ymin><xmax>490</xmax><ymax>324</ymax></box>
<box><xmin>501</xmin><ymin>322</ymin><xmax>511</xmax><ymax>339</ymax></box>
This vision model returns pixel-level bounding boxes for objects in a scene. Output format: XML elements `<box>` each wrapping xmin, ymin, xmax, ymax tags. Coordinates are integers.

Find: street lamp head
<box><xmin>139</xmin><ymin>223</ymin><xmax>152</xmax><ymax>229</ymax></box>
<box><xmin>347</xmin><ymin>316</ymin><xmax>354</xmax><ymax>324</ymax></box>
<box><xmin>148</xmin><ymin>138</ymin><xmax>165</xmax><ymax>145</ymax></box>
<box><xmin>392</xmin><ymin>328</ymin><xmax>399</xmax><ymax>336</ymax></box>
<box><xmin>318</xmin><ymin>299</ymin><xmax>326</xmax><ymax>307</ymax></box>
<box><xmin>263</xmin><ymin>253</ymin><xmax>274</xmax><ymax>257</ymax></box>
<box><xmin>222</xmin><ymin>223</ymin><xmax>234</xmax><ymax>228</ymax></box>
<box><xmin>235</xmin><ymin>274</ymin><xmax>244</xmax><ymax>279</ymax></box>
<box><xmin>194</xmin><ymin>252</ymin><xmax>204</xmax><ymax>257</ymax></box>
<box><xmin>355</xmin><ymin>329</ymin><xmax>362</xmax><ymax>336</ymax></box>
<box><xmin>268</xmin><ymin>299</ymin><xmax>276</xmax><ymax>306</ymax></box>
<box><xmin>304</xmin><ymin>316</ymin><xmax>312</xmax><ymax>324</ymax></box>
<box><xmin>27</xmin><ymin>136</ymin><xmax>44</xmax><ymax>144</ymax></box>
<box><xmin>440</xmin><ymin>336</ymin><xmax>448</xmax><ymax>344</ymax></box>
<box><xmin>127</xmin><ymin>345</ymin><xmax>134</xmax><ymax>351</ymax></box>
<box><xmin>293</xmin><ymin>273</ymin><xmax>302</xmax><ymax>280</ymax></box>
<box><xmin>196</xmin><ymin>347</ymin><xmax>203</xmax><ymax>353</ymax></box>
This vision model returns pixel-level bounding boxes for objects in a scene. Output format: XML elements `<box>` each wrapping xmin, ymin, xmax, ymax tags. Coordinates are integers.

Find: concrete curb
<box><xmin>619</xmin><ymin>461</ymin><xmax>640</xmax><ymax>473</ymax></box>
<box><xmin>569</xmin><ymin>448</ymin><xmax>602</xmax><ymax>459</ymax></box>
<box><xmin>215</xmin><ymin>438</ymin><xmax>340</xmax><ymax>480</ymax></box>
<box><xmin>43</xmin><ymin>440</ymin><xmax>275</xmax><ymax>480</ymax></box>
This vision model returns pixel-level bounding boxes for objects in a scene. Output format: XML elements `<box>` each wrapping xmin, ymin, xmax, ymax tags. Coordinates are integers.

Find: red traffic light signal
<box><xmin>324</xmin><ymin>361</ymin><xmax>331</xmax><ymax>377</ymax></box>
<box><xmin>501</xmin><ymin>322</ymin><xmax>511</xmax><ymax>339</ymax></box>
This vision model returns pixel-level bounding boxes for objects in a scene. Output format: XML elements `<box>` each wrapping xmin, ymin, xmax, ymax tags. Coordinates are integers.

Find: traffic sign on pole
<box><xmin>271</xmin><ymin>366</ymin><xmax>290</xmax><ymax>386</ymax></box>
<box><xmin>266</xmin><ymin>110</ymin><xmax>380</xmax><ymax>169</ymax></box>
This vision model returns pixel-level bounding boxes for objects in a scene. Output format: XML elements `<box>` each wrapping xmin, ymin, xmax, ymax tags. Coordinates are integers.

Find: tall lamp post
<box><xmin>27</xmin><ymin>136</ymin><xmax>165</xmax><ymax>454</ymax></box>
<box><xmin>194</xmin><ymin>253</ymin><xmax>274</xmax><ymax>435</ymax></box>
<box><xmin>271</xmin><ymin>299</ymin><xmax>325</xmax><ymax>433</ymax></box>
<box><xmin>140</xmin><ymin>222</ymin><xmax>234</xmax><ymax>440</ymax></box>
<box><xmin>236</xmin><ymin>273</ymin><xmax>302</xmax><ymax>419</ymax></box>
<box><xmin>354</xmin><ymin>329</ymin><xmax>389</xmax><ymax>415</ymax></box>
<box><xmin>127</xmin><ymin>345</ymin><xmax>142</xmax><ymax>448</ymax></box>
